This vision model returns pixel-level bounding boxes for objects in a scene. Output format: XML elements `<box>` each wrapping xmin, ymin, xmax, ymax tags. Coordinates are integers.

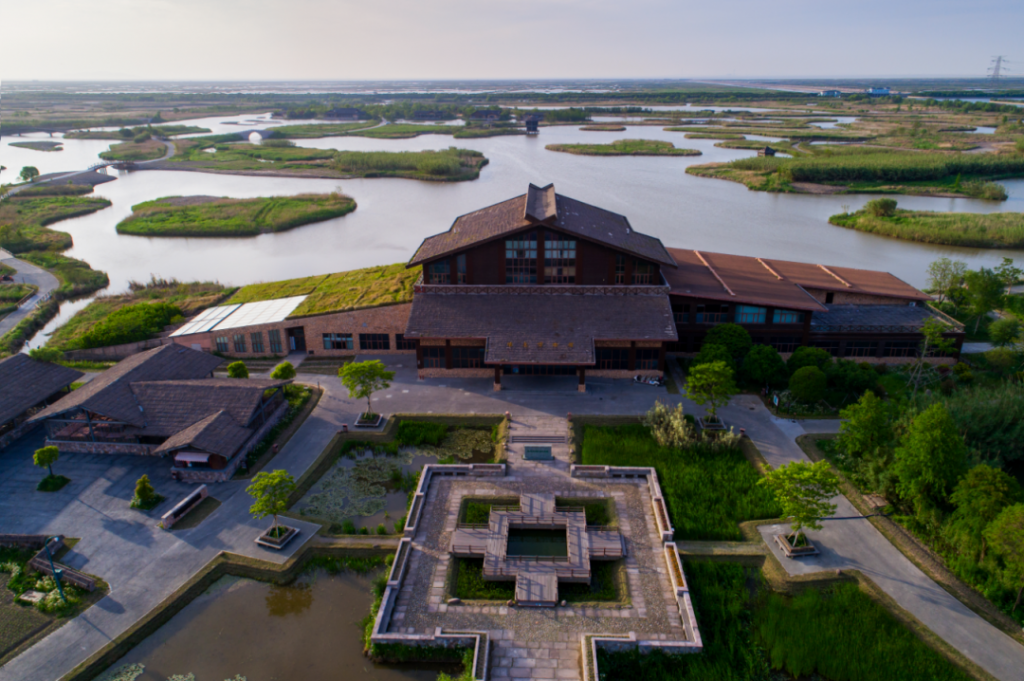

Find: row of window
<box><xmin>596</xmin><ymin>348</ymin><xmax>659</xmax><ymax>370</ymax></box>
<box><xmin>215</xmin><ymin>332</ymin><xmax>414</xmax><ymax>354</ymax></box>
<box><xmin>428</xmin><ymin>254</ymin><xmax>467</xmax><ymax>285</ymax></box>
<box><xmin>672</xmin><ymin>304</ymin><xmax>805</xmax><ymax>326</ymax></box>
<box><xmin>813</xmin><ymin>340</ymin><xmax>936</xmax><ymax>358</ymax></box>
<box><xmin>429</xmin><ymin>244</ymin><xmax>657</xmax><ymax>286</ymax></box>
<box><xmin>216</xmin><ymin>331</ymin><xmax>280</xmax><ymax>354</ymax></box>
<box><xmin>422</xmin><ymin>346</ymin><xmax>660</xmax><ymax>370</ymax></box>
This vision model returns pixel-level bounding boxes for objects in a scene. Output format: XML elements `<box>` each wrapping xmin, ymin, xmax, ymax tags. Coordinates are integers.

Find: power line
<box><xmin>988</xmin><ymin>56</ymin><xmax>1011</xmax><ymax>81</ymax></box>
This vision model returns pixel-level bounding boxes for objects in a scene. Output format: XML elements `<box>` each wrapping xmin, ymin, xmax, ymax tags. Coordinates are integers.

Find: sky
<box><xmin>4</xmin><ymin>0</ymin><xmax>1021</xmax><ymax>81</ymax></box>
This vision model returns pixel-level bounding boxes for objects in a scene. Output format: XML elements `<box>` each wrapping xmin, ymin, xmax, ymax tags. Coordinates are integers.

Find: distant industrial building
<box><xmin>865</xmin><ymin>87</ymin><xmax>891</xmax><ymax>96</ymax></box>
<box><xmin>818</xmin><ymin>90</ymin><xmax>842</xmax><ymax>97</ymax></box>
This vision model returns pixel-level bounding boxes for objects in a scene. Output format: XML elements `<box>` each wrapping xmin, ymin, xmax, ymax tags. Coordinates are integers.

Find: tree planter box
<box><xmin>355</xmin><ymin>414</ymin><xmax>384</xmax><ymax>428</ymax></box>
<box><xmin>255</xmin><ymin>525</ymin><xmax>299</xmax><ymax>550</ymax></box>
<box><xmin>697</xmin><ymin>417</ymin><xmax>726</xmax><ymax>431</ymax></box>
<box><xmin>774</xmin><ymin>533</ymin><xmax>819</xmax><ymax>558</ymax></box>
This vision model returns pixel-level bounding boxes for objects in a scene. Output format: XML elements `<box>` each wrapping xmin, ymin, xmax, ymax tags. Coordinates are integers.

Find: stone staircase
<box><xmin>506</xmin><ymin>416</ymin><xmax>571</xmax><ymax>472</ymax></box>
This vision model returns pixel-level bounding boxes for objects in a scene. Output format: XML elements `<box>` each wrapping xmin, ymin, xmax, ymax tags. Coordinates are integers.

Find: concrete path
<box><xmin>0</xmin><ymin>248</ymin><xmax>60</xmax><ymax>338</ymax></box>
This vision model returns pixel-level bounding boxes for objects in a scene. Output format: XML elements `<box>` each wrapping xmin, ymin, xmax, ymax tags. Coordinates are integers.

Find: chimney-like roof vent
<box><xmin>524</xmin><ymin>183</ymin><xmax>557</xmax><ymax>223</ymax></box>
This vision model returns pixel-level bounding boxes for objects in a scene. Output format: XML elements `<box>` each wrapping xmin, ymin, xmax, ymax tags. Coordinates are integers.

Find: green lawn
<box><xmin>116</xmin><ymin>193</ymin><xmax>356</xmax><ymax>237</ymax></box>
<box><xmin>545</xmin><ymin>139</ymin><xmax>701</xmax><ymax>156</ymax></box>
<box><xmin>580</xmin><ymin>424</ymin><xmax>780</xmax><ymax>540</ymax></box>
<box><xmin>99</xmin><ymin>139</ymin><xmax>167</xmax><ymax>161</ymax></box>
<box><xmin>268</xmin><ymin>121</ymin><xmax>380</xmax><ymax>138</ymax></box>
<box><xmin>829</xmin><ymin>209</ymin><xmax>1024</xmax><ymax>248</ymax></box>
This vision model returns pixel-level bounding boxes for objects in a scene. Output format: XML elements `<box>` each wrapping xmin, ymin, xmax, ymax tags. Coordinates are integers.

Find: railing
<box><xmin>555</xmin><ymin>506</ymin><xmax>587</xmax><ymax>514</ymax></box>
<box><xmin>508</xmin><ymin>554</ymin><xmax>570</xmax><ymax>563</ymax></box>
<box><xmin>488</xmin><ymin>505</ymin><xmax>520</xmax><ymax>513</ymax></box>
<box><xmin>452</xmin><ymin>544</ymin><xmax>486</xmax><ymax>555</ymax></box>
<box><xmin>589</xmin><ymin>546</ymin><xmax>625</xmax><ymax>558</ymax></box>
<box><xmin>455</xmin><ymin>523</ymin><xmax>489</xmax><ymax>529</ymax></box>
<box><xmin>586</xmin><ymin>525</ymin><xmax>617</xmax><ymax>532</ymax></box>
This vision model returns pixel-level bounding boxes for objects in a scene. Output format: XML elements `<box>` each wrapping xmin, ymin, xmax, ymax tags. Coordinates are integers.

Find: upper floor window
<box><xmin>696</xmin><ymin>303</ymin><xmax>729</xmax><ymax>324</ymax></box>
<box><xmin>232</xmin><ymin>334</ymin><xmax>247</xmax><ymax>353</ymax></box>
<box><xmin>506</xmin><ymin>232</ymin><xmax>537</xmax><ymax>283</ymax></box>
<box><xmin>633</xmin><ymin>261</ymin><xmax>654</xmax><ymax>285</ymax></box>
<box><xmin>672</xmin><ymin>304</ymin><xmax>690</xmax><ymax>325</ymax></box>
<box><xmin>428</xmin><ymin>260</ymin><xmax>450</xmax><ymax>284</ymax></box>
<box><xmin>735</xmin><ymin>305</ymin><xmax>767</xmax><ymax>325</ymax></box>
<box><xmin>457</xmin><ymin>254</ymin><xmax>467</xmax><ymax>284</ymax></box>
<box><xmin>545</xmin><ymin>234</ymin><xmax>576</xmax><ymax>284</ymax></box>
<box><xmin>614</xmin><ymin>255</ymin><xmax>626</xmax><ymax>284</ymax></box>
<box><xmin>773</xmin><ymin>309</ymin><xmax>805</xmax><ymax>325</ymax></box>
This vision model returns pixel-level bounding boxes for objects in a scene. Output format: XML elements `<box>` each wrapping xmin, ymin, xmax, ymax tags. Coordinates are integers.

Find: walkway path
<box><xmin>0</xmin><ymin>248</ymin><xmax>60</xmax><ymax>338</ymax></box>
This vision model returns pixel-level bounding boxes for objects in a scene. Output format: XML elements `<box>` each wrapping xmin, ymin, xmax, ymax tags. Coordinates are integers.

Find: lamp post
<box><xmin>43</xmin><ymin>536</ymin><xmax>67</xmax><ymax>603</ymax></box>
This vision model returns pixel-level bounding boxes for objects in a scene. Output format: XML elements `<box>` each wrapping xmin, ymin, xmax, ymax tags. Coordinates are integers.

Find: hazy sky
<box><xmin>5</xmin><ymin>0</ymin><xmax>1020</xmax><ymax>81</ymax></box>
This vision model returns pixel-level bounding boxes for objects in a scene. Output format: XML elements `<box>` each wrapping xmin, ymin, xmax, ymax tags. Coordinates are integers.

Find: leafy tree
<box><xmin>270</xmin><ymin>361</ymin><xmax>296</xmax><ymax>380</ymax></box>
<box><xmin>907</xmin><ymin>318</ymin><xmax>955</xmax><ymax>396</ymax></box>
<box><xmin>702</xmin><ymin>323</ymin><xmax>752</xmax><ymax>361</ymax></box>
<box><xmin>227</xmin><ymin>361</ymin><xmax>249</xmax><ymax>379</ymax></box>
<box><xmin>926</xmin><ymin>257</ymin><xmax>967</xmax><ymax>304</ymax></box>
<box><xmin>132</xmin><ymin>474</ymin><xmax>157</xmax><ymax>509</ymax></box>
<box><xmin>988</xmin><ymin>318</ymin><xmax>1021</xmax><ymax>348</ymax></box>
<box><xmin>28</xmin><ymin>347</ymin><xmax>64</xmax><ymax>364</ymax></box>
<box><xmin>963</xmin><ymin>267</ymin><xmax>1004</xmax><ymax>333</ymax></box>
<box><xmin>836</xmin><ymin>390</ymin><xmax>893</xmax><ymax>459</ymax></box>
<box><xmin>946</xmin><ymin>465</ymin><xmax>1022</xmax><ymax>562</ymax></box>
<box><xmin>787</xmin><ymin>346</ymin><xmax>833</xmax><ymax>374</ymax></box>
<box><xmin>742</xmin><ymin>344</ymin><xmax>788</xmax><ymax>389</ymax></box>
<box><xmin>642</xmin><ymin>401</ymin><xmax>695</xmax><ymax>449</ymax></box>
<box><xmin>33</xmin><ymin>445</ymin><xmax>59</xmax><ymax>478</ymax></box>
<box><xmin>694</xmin><ymin>343</ymin><xmax>735</xmax><ymax>371</ymax></box>
<box><xmin>985</xmin><ymin>347</ymin><xmax>1018</xmax><ymax>372</ymax></box>
<box><xmin>894</xmin><ymin>404</ymin><xmax>968</xmax><ymax>517</ymax></box>
<box><xmin>994</xmin><ymin>257</ymin><xmax>1023</xmax><ymax>295</ymax></box>
<box><xmin>825</xmin><ymin>358</ymin><xmax>877</xmax><ymax>394</ymax></box>
<box><xmin>247</xmin><ymin>469</ymin><xmax>296</xmax><ymax>534</ymax></box>
<box><xmin>684</xmin><ymin>360</ymin><xmax>737</xmax><ymax>423</ymax></box>
<box><xmin>789</xmin><ymin>366</ymin><xmax>827</xmax><ymax>404</ymax></box>
<box><xmin>759</xmin><ymin>460</ymin><xmax>840</xmax><ymax>542</ymax></box>
<box><xmin>984</xmin><ymin>504</ymin><xmax>1024</xmax><ymax>614</ymax></box>
<box><xmin>340</xmin><ymin>359</ymin><xmax>395</xmax><ymax>418</ymax></box>
<box><xmin>865</xmin><ymin>198</ymin><xmax>897</xmax><ymax>217</ymax></box>
<box><xmin>19</xmin><ymin>166</ymin><xmax>40</xmax><ymax>183</ymax></box>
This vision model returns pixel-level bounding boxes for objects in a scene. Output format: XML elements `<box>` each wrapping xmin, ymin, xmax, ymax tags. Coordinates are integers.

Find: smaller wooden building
<box><xmin>0</xmin><ymin>355</ymin><xmax>82</xmax><ymax>449</ymax></box>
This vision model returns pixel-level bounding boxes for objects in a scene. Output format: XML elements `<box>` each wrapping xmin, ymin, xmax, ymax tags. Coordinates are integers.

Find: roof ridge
<box><xmin>817</xmin><ymin>264</ymin><xmax>852</xmax><ymax>288</ymax></box>
<box><xmin>694</xmin><ymin>250</ymin><xmax>735</xmax><ymax>297</ymax></box>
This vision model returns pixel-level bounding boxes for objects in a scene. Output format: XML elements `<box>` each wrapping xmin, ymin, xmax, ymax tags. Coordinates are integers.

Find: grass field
<box><xmin>333</xmin><ymin>148</ymin><xmax>487</xmax><ymax>180</ymax></box>
<box><xmin>829</xmin><ymin>208</ymin><xmax>1024</xmax><ymax>248</ymax></box>
<box><xmin>116</xmin><ymin>193</ymin><xmax>357</xmax><ymax>237</ymax></box>
<box><xmin>545</xmin><ymin>139</ymin><xmax>701</xmax><ymax>156</ymax></box>
<box><xmin>665</xmin><ymin>125</ymin><xmax>865</xmax><ymax>141</ymax></box>
<box><xmin>268</xmin><ymin>121</ymin><xmax>380</xmax><ymax>138</ymax></box>
<box><xmin>99</xmin><ymin>139</ymin><xmax>167</xmax><ymax>161</ymax></box>
<box><xmin>580</xmin><ymin>424</ymin><xmax>780</xmax><ymax>540</ymax></box>
<box><xmin>0</xmin><ymin>195</ymin><xmax>111</xmax><ymax>254</ymax></box>
<box><xmin>65</xmin><ymin>125</ymin><xmax>210</xmax><ymax>139</ymax></box>
<box><xmin>226</xmin><ymin>262</ymin><xmax>420</xmax><ymax>315</ymax></box>
<box><xmin>347</xmin><ymin>123</ymin><xmax>462</xmax><ymax>138</ymax></box>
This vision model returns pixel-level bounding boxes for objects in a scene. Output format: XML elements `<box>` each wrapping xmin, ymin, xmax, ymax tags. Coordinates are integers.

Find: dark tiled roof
<box><xmin>153</xmin><ymin>410</ymin><xmax>253</xmax><ymax>458</ymax></box>
<box><xmin>0</xmin><ymin>355</ymin><xmax>83</xmax><ymax>425</ymax></box>
<box><xmin>409</xmin><ymin>185</ymin><xmax>676</xmax><ymax>268</ymax></box>
<box><xmin>132</xmin><ymin>378</ymin><xmax>289</xmax><ymax>437</ymax></box>
<box><xmin>810</xmin><ymin>304</ymin><xmax>944</xmax><ymax>330</ymax></box>
<box><xmin>665</xmin><ymin>248</ymin><xmax>929</xmax><ymax>309</ymax></box>
<box><xmin>30</xmin><ymin>345</ymin><xmax>223</xmax><ymax>425</ymax></box>
<box><xmin>405</xmin><ymin>292</ymin><xmax>677</xmax><ymax>365</ymax></box>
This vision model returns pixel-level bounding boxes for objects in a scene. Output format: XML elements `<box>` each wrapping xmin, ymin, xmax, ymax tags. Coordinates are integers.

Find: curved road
<box><xmin>0</xmin><ymin>248</ymin><xmax>60</xmax><ymax>339</ymax></box>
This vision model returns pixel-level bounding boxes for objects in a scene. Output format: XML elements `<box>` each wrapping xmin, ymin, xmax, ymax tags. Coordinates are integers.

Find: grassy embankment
<box><xmin>168</xmin><ymin>140</ymin><xmax>488</xmax><ymax>181</ymax></box>
<box><xmin>830</xmin><ymin>207</ymin><xmax>1024</xmax><ymax>248</ymax></box>
<box><xmin>99</xmin><ymin>139</ymin><xmax>167</xmax><ymax>162</ymax></box>
<box><xmin>545</xmin><ymin>139</ymin><xmax>702</xmax><ymax>157</ymax></box>
<box><xmin>580</xmin><ymin>125</ymin><xmax>627</xmax><ymax>131</ymax></box>
<box><xmin>116</xmin><ymin>193</ymin><xmax>357</xmax><ymax>237</ymax></box>
<box><xmin>688</xmin><ymin>148</ymin><xmax>1024</xmax><ymax>199</ymax></box>
<box><xmin>9</xmin><ymin>141</ymin><xmax>63</xmax><ymax>152</ymax></box>
<box><xmin>64</xmin><ymin>125</ymin><xmax>210</xmax><ymax>139</ymax></box>
<box><xmin>264</xmin><ymin>121</ymin><xmax>380</xmax><ymax>138</ymax></box>
<box><xmin>266</xmin><ymin>122</ymin><xmax>524</xmax><ymax>140</ymax></box>
<box><xmin>227</xmin><ymin>262</ymin><xmax>421</xmax><ymax>316</ymax></box>
<box><xmin>46</xmin><ymin>279</ymin><xmax>232</xmax><ymax>351</ymax></box>
<box><xmin>0</xmin><ymin>283</ymin><xmax>37</xmax><ymax>319</ymax></box>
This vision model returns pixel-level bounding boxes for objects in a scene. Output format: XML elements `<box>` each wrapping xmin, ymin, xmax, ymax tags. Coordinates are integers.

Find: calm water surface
<box><xmin>112</xmin><ymin>572</ymin><xmax>449</xmax><ymax>681</ymax></box>
<box><xmin>4</xmin><ymin>113</ymin><xmax>1023</xmax><ymax>298</ymax></box>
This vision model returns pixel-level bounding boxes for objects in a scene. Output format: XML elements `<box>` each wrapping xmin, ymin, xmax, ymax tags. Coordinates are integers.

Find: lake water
<box><xmin>109</xmin><ymin>572</ymin><xmax>450</xmax><ymax>681</ymax></box>
<box><xmin>3</xmin><ymin>112</ymin><xmax>1023</xmax><ymax>302</ymax></box>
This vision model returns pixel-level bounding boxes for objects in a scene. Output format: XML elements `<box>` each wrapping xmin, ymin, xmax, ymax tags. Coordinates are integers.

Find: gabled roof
<box><xmin>132</xmin><ymin>378</ymin><xmax>289</xmax><ymax>436</ymax></box>
<box><xmin>30</xmin><ymin>344</ymin><xmax>223</xmax><ymax>425</ymax></box>
<box><xmin>664</xmin><ymin>248</ymin><xmax>929</xmax><ymax>310</ymax></box>
<box><xmin>152</xmin><ymin>410</ymin><xmax>254</xmax><ymax>458</ymax></box>
<box><xmin>0</xmin><ymin>355</ymin><xmax>83</xmax><ymax>425</ymax></box>
<box><xmin>408</xmin><ymin>184</ymin><xmax>676</xmax><ymax>268</ymax></box>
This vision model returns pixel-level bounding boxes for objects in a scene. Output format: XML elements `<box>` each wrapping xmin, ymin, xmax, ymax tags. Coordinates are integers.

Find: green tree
<box><xmin>759</xmin><ymin>460</ymin><xmax>840</xmax><ymax>543</ymax></box>
<box><xmin>702</xmin><ymin>323</ymin><xmax>752</xmax><ymax>360</ymax></box>
<box><xmin>963</xmin><ymin>267</ymin><xmax>1004</xmax><ymax>333</ymax></box>
<box><xmin>340</xmin><ymin>359</ymin><xmax>395</xmax><ymax>418</ymax></box>
<box><xmin>684</xmin><ymin>360</ymin><xmax>737</xmax><ymax>423</ymax></box>
<box><xmin>789</xmin><ymin>366</ymin><xmax>827</xmax><ymax>404</ymax></box>
<box><xmin>227</xmin><ymin>361</ymin><xmax>249</xmax><ymax>379</ymax></box>
<box><xmin>28</xmin><ymin>347</ymin><xmax>64</xmax><ymax>364</ymax></box>
<box><xmin>19</xmin><ymin>166</ymin><xmax>40</xmax><ymax>183</ymax></box>
<box><xmin>741</xmin><ymin>344</ymin><xmax>788</xmax><ymax>389</ymax></box>
<box><xmin>642</xmin><ymin>401</ymin><xmax>695</xmax><ymax>449</ymax></box>
<box><xmin>989</xmin><ymin>318</ymin><xmax>1022</xmax><ymax>348</ymax></box>
<box><xmin>33</xmin><ymin>445</ymin><xmax>59</xmax><ymax>478</ymax></box>
<box><xmin>132</xmin><ymin>474</ymin><xmax>156</xmax><ymax>507</ymax></box>
<box><xmin>865</xmin><ymin>198</ymin><xmax>897</xmax><ymax>217</ymax></box>
<box><xmin>836</xmin><ymin>390</ymin><xmax>893</xmax><ymax>459</ymax></box>
<box><xmin>894</xmin><ymin>404</ymin><xmax>968</xmax><ymax>517</ymax></box>
<box><xmin>694</xmin><ymin>343</ymin><xmax>735</xmax><ymax>371</ymax></box>
<box><xmin>994</xmin><ymin>257</ymin><xmax>1023</xmax><ymax>295</ymax></box>
<box><xmin>908</xmin><ymin>318</ymin><xmax>956</xmax><ymax>396</ymax></box>
<box><xmin>983</xmin><ymin>504</ymin><xmax>1024</xmax><ymax>613</ymax></box>
<box><xmin>246</xmin><ymin>469</ymin><xmax>296</xmax><ymax>534</ymax></box>
<box><xmin>946</xmin><ymin>465</ymin><xmax>1022</xmax><ymax>562</ymax></box>
<box><xmin>270</xmin><ymin>361</ymin><xmax>296</xmax><ymax>380</ymax></box>
<box><xmin>926</xmin><ymin>257</ymin><xmax>967</xmax><ymax>304</ymax></box>
<box><xmin>786</xmin><ymin>346</ymin><xmax>833</xmax><ymax>374</ymax></box>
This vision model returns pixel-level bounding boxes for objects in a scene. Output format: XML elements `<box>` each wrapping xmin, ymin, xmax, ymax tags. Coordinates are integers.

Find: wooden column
<box><xmin>578</xmin><ymin>367</ymin><xmax>586</xmax><ymax>393</ymax></box>
<box><xmin>445</xmin><ymin>339</ymin><xmax>452</xmax><ymax>370</ymax></box>
<box><xmin>628</xmin><ymin>341</ymin><xmax>637</xmax><ymax>372</ymax></box>
<box><xmin>658</xmin><ymin>343</ymin><xmax>667</xmax><ymax>372</ymax></box>
<box><xmin>416</xmin><ymin>341</ymin><xmax>424</xmax><ymax>369</ymax></box>
<box><xmin>494</xmin><ymin>366</ymin><xmax>502</xmax><ymax>391</ymax></box>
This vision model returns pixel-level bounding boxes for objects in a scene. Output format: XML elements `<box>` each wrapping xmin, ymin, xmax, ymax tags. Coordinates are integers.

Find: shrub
<box><xmin>270</xmin><ymin>361</ymin><xmax>296</xmax><ymax>380</ymax></box>
<box><xmin>789</xmin><ymin>366</ymin><xmax>827</xmax><ymax>404</ymax></box>
<box><xmin>28</xmin><ymin>347</ymin><xmax>65</xmax><ymax>363</ymax></box>
<box><xmin>77</xmin><ymin>302</ymin><xmax>182</xmax><ymax>349</ymax></box>
<box><xmin>694</xmin><ymin>343</ymin><xmax>734</xmax><ymax>371</ymax></box>
<box><xmin>227</xmin><ymin>361</ymin><xmax>249</xmax><ymax>378</ymax></box>
<box><xmin>396</xmin><ymin>421</ymin><xmax>448</xmax><ymax>446</ymax></box>
<box><xmin>989</xmin><ymin>317</ymin><xmax>1022</xmax><ymax>347</ymax></box>
<box><xmin>742</xmin><ymin>344</ymin><xmax>789</xmax><ymax>388</ymax></box>
<box><xmin>787</xmin><ymin>346</ymin><xmax>833</xmax><ymax>374</ymax></box>
<box><xmin>642</xmin><ymin>401</ymin><xmax>696</xmax><ymax>449</ymax></box>
<box><xmin>702</xmin><ymin>323</ymin><xmax>752</xmax><ymax>360</ymax></box>
<box><xmin>376</xmin><ymin>523</ymin><xmax>388</xmax><ymax>535</ymax></box>
<box><xmin>865</xmin><ymin>198</ymin><xmax>898</xmax><ymax>217</ymax></box>
<box><xmin>132</xmin><ymin>132</ymin><xmax>151</xmax><ymax>143</ymax></box>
